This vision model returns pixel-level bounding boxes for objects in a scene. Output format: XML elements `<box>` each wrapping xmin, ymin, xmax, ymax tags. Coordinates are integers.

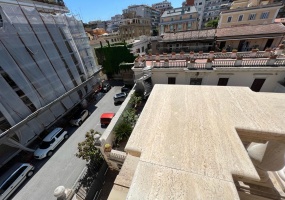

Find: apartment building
<box><xmin>159</xmin><ymin>6</ymin><xmax>198</xmax><ymax>34</ymax></box>
<box><xmin>153</xmin><ymin>29</ymin><xmax>216</xmax><ymax>54</ymax></box>
<box><xmin>0</xmin><ymin>0</ymin><xmax>100</xmax><ymax>166</ymax></box>
<box><xmin>185</xmin><ymin>0</ymin><xmax>232</xmax><ymax>29</ymax></box>
<box><xmin>107</xmin><ymin>14</ymin><xmax>123</xmax><ymax>33</ymax></box>
<box><xmin>132</xmin><ymin>47</ymin><xmax>285</xmax><ymax>93</ymax></box>
<box><xmin>119</xmin><ymin>18</ymin><xmax>151</xmax><ymax>40</ymax></box>
<box><xmin>122</xmin><ymin>5</ymin><xmax>160</xmax><ymax>34</ymax></box>
<box><xmin>218</xmin><ymin>0</ymin><xmax>282</xmax><ymax>28</ymax></box>
<box><xmin>88</xmin><ymin>20</ymin><xmax>107</xmax><ymax>30</ymax></box>
<box><xmin>216</xmin><ymin>0</ymin><xmax>284</xmax><ymax>51</ymax></box>
<box><xmin>152</xmin><ymin>0</ymin><xmax>173</xmax><ymax>14</ymax></box>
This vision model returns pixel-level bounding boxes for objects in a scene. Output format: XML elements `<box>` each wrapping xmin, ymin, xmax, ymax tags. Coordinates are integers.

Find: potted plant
<box><xmin>104</xmin><ymin>144</ymin><xmax>112</xmax><ymax>152</ymax></box>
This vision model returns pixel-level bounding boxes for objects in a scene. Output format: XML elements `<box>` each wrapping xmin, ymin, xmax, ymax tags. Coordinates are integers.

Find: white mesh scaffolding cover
<box><xmin>65</xmin><ymin>15</ymin><xmax>98</xmax><ymax>77</ymax></box>
<box><xmin>0</xmin><ymin>3</ymin><xmax>99</xmax><ymax>149</ymax></box>
<box><xmin>0</xmin><ymin>5</ymin><xmax>58</xmax><ymax>105</ymax></box>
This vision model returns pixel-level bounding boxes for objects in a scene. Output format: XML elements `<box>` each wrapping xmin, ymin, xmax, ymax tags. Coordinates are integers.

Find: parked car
<box><xmin>0</xmin><ymin>163</ymin><xmax>34</xmax><ymax>200</ymax></box>
<box><xmin>113</xmin><ymin>92</ymin><xmax>127</xmax><ymax>104</ymax></box>
<box><xmin>100</xmin><ymin>113</ymin><xmax>115</xmax><ymax>127</ymax></box>
<box><xmin>121</xmin><ymin>86</ymin><xmax>131</xmax><ymax>93</ymax></box>
<box><xmin>69</xmin><ymin>109</ymin><xmax>89</xmax><ymax>126</ymax></box>
<box><xmin>102</xmin><ymin>83</ymin><xmax>111</xmax><ymax>93</ymax></box>
<box><xmin>34</xmin><ymin>127</ymin><xmax>68</xmax><ymax>159</ymax></box>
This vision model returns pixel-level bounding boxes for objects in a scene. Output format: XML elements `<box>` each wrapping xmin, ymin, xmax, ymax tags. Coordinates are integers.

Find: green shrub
<box><xmin>114</xmin><ymin>121</ymin><xmax>133</xmax><ymax>142</ymax></box>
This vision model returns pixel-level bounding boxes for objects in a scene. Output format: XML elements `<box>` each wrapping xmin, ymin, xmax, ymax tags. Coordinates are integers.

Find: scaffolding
<box><xmin>0</xmin><ymin>2</ymin><xmax>100</xmax><ymax>166</ymax></box>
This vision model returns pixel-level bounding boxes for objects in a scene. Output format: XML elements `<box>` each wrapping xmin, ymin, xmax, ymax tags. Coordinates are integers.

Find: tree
<box><xmin>205</xmin><ymin>19</ymin><xmax>219</xmax><ymax>28</ymax></box>
<box><xmin>76</xmin><ymin>130</ymin><xmax>104</xmax><ymax>189</ymax></box>
<box><xmin>95</xmin><ymin>46</ymin><xmax>136</xmax><ymax>75</ymax></box>
<box><xmin>76</xmin><ymin>130</ymin><xmax>103</xmax><ymax>173</ymax></box>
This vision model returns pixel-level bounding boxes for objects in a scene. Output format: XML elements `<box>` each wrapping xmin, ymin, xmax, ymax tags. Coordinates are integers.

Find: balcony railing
<box><xmin>134</xmin><ymin>46</ymin><xmax>285</xmax><ymax>69</ymax></box>
<box><xmin>136</xmin><ymin>58</ymin><xmax>285</xmax><ymax>70</ymax></box>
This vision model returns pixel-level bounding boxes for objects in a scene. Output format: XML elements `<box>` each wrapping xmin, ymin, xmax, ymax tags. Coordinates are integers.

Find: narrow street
<box><xmin>12</xmin><ymin>86</ymin><xmax>122</xmax><ymax>200</ymax></box>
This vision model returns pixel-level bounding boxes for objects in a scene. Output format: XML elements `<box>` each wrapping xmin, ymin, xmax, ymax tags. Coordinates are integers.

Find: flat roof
<box><xmin>216</xmin><ymin>23</ymin><xmax>285</xmax><ymax>38</ymax></box>
<box><xmin>124</xmin><ymin>85</ymin><xmax>285</xmax><ymax>199</ymax></box>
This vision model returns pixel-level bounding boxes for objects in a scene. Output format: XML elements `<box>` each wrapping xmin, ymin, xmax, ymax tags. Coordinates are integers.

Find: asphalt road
<box><xmin>12</xmin><ymin>86</ymin><xmax>122</xmax><ymax>200</ymax></box>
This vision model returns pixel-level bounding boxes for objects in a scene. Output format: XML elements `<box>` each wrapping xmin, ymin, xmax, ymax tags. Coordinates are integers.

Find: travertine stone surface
<box><xmin>125</xmin><ymin>85</ymin><xmax>285</xmax><ymax>199</ymax></box>
<box><xmin>114</xmin><ymin>155</ymin><xmax>139</xmax><ymax>188</ymax></box>
<box><xmin>107</xmin><ymin>185</ymin><xmax>129</xmax><ymax>200</ymax></box>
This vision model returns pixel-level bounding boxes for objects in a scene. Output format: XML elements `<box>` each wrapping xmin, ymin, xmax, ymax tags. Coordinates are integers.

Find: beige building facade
<box><xmin>218</xmin><ymin>1</ymin><xmax>282</xmax><ymax>28</ymax></box>
<box><xmin>159</xmin><ymin>6</ymin><xmax>198</xmax><ymax>34</ymax></box>
<box><xmin>119</xmin><ymin>18</ymin><xmax>151</xmax><ymax>41</ymax></box>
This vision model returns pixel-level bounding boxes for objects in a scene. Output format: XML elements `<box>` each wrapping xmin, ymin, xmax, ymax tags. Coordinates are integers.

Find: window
<box><xmin>56</xmin><ymin>129</ymin><xmax>64</xmax><ymax>138</ymax></box>
<box><xmin>227</xmin><ymin>16</ymin><xmax>232</xmax><ymax>22</ymax></box>
<box><xmin>190</xmin><ymin>78</ymin><xmax>203</xmax><ymax>85</ymax></box>
<box><xmin>260</xmin><ymin>12</ymin><xmax>269</xmax><ymax>19</ymax></box>
<box><xmin>190</xmin><ymin>15</ymin><xmax>192</xmax><ymax>19</ymax></box>
<box><xmin>180</xmin><ymin>16</ymin><xmax>182</xmax><ymax>20</ymax></box>
<box><xmin>0</xmin><ymin>13</ymin><xmax>3</xmax><ymax>28</ymax></box>
<box><xmin>1</xmin><ymin>166</ymin><xmax>27</xmax><ymax>191</ymax></box>
<box><xmin>187</xmin><ymin>22</ymin><xmax>192</xmax><ymax>29</ymax></box>
<box><xmin>217</xmin><ymin>78</ymin><xmax>229</xmax><ymax>86</ymax></box>
<box><xmin>171</xmin><ymin>18</ymin><xmax>173</xmax><ymax>21</ymax></box>
<box><xmin>238</xmin><ymin>15</ymin><xmax>243</xmax><ymax>21</ymax></box>
<box><xmin>178</xmin><ymin>24</ymin><xmax>182</xmax><ymax>30</ymax></box>
<box><xmin>168</xmin><ymin>77</ymin><xmax>176</xmax><ymax>84</ymax></box>
<box><xmin>251</xmin><ymin>78</ymin><xmax>265</xmax><ymax>92</ymax></box>
<box><xmin>248</xmin><ymin>13</ymin><xmax>256</xmax><ymax>20</ymax></box>
<box><xmin>170</xmin><ymin>25</ymin><xmax>173</xmax><ymax>31</ymax></box>
<box><xmin>199</xmin><ymin>2</ymin><xmax>202</xmax><ymax>5</ymax></box>
<box><xmin>161</xmin><ymin>19</ymin><xmax>164</xmax><ymax>22</ymax></box>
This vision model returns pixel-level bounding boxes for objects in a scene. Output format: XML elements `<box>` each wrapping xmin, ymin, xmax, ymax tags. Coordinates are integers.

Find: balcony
<box><xmin>134</xmin><ymin>47</ymin><xmax>285</xmax><ymax>70</ymax></box>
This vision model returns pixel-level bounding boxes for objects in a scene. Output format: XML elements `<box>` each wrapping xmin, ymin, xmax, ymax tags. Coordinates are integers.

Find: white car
<box><xmin>69</xmin><ymin>109</ymin><xmax>89</xmax><ymax>126</ymax></box>
<box><xmin>34</xmin><ymin>127</ymin><xmax>68</xmax><ymax>159</ymax></box>
<box><xmin>0</xmin><ymin>163</ymin><xmax>34</xmax><ymax>200</ymax></box>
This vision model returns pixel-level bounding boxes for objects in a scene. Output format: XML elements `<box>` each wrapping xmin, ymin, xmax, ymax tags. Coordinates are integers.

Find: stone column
<box><xmin>54</xmin><ymin>186</ymin><xmax>73</xmax><ymax>200</ymax></box>
<box><xmin>274</xmin><ymin>44</ymin><xmax>284</xmax><ymax>56</ymax></box>
<box><xmin>247</xmin><ymin>141</ymin><xmax>285</xmax><ymax>182</ymax></box>
<box><xmin>205</xmin><ymin>58</ymin><xmax>212</xmax><ymax>69</ymax></box>
<box><xmin>250</xmin><ymin>49</ymin><xmax>258</xmax><ymax>57</ymax></box>
<box><xmin>209</xmin><ymin>51</ymin><xmax>214</xmax><ymax>59</ymax></box>
<box><xmin>187</xmin><ymin>59</ymin><xmax>195</xmax><ymax>69</ymax></box>
<box><xmin>231</xmin><ymin>50</ymin><xmax>237</xmax><ymax>58</ymax></box>
<box><xmin>264</xmin><ymin>48</ymin><xmax>272</xmax><ymax>58</ymax></box>
<box><xmin>266</xmin><ymin>55</ymin><xmax>277</xmax><ymax>66</ymax></box>
<box><xmin>234</xmin><ymin>56</ymin><xmax>242</xmax><ymax>66</ymax></box>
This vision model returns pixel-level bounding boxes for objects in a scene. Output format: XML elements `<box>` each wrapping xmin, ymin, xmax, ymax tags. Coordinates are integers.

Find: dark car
<box><xmin>121</xmin><ymin>85</ymin><xmax>133</xmax><ymax>93</ymax></box>
<box><xmin>113</xmin><ymin>92</ymin><xmax>127</xmax><ymax>104</ymax></box>
<box><xmin>121</xmin><ymin>86</ymin><xmax>131</xmax><ymax>93</ymax></box>
<box><xmin>102</xmin><ymin>83</ymin><xmax>111</xmax><ymax>93</ymax></box>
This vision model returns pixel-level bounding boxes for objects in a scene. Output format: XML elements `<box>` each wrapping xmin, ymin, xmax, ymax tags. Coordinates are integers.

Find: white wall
<box><xmin>151</xmin><ymin>68</ymin><xmax>285</xmax><ymax>92</ymax></box>
<box><xmin>131</xmin><ymin>36</ymin><xmax>150</xmax><ymax>56</ymax></box>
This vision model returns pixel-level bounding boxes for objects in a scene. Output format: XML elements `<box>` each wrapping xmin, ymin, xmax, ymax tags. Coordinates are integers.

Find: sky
<box><xmin>64</xmin><ymin>0</ymin><xmax>182</xmax><ymax>23</ymax></box>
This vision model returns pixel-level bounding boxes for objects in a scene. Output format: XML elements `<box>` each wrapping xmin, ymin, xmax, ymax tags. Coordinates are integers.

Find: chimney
<box><xmin>186</xmin><ymin>0</ymin><xmax>194</xmax><ymax>6</ymax></box>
